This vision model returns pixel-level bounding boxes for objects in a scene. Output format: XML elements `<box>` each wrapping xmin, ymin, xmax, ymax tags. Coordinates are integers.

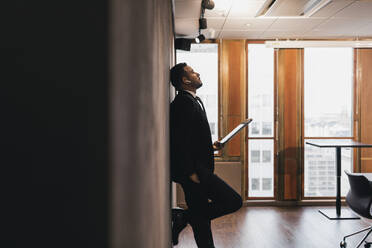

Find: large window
<box><xmin>304</xmin><ymin>48</ymin><xmax>354</xmax><ymax>197</ymax></box>
<box><xmin>247</xmin><ymin>44</ymin><xmax>275</xmax><ymax>198</ymax></box>
<box><xmin>176</xmin><ymin>43</ymin><xmax>219</xmax><ymax>142</ymax></box>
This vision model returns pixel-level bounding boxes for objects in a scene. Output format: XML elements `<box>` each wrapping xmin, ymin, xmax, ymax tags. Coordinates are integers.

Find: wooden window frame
<box><xmin>244</xmin><ymin>41</ymin><xmax>278</xmax><ymax>200</ymax></box>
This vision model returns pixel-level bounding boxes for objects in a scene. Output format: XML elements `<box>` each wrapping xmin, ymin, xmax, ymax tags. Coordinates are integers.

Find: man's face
<box><xmin>183</xmin><ymin>65</ymin><xmax>203</xmax><ymax>89</ymax></box>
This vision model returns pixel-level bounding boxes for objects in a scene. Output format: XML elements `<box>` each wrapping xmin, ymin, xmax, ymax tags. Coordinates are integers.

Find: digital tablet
<box><xmin>220</xmin><ymin>118</ymin><xmax>253</xmax><ymax>145</ymax></box>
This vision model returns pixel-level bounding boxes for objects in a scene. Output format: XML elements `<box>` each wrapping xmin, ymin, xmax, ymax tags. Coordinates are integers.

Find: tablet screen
<box><xmin>220</xmin><ymin>118</ymin><xmax>252</xmax><ymax>145</ymax></box>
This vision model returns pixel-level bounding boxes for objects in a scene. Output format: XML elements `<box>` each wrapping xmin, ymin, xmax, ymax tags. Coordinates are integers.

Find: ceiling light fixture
<box><xmin>199</xmin><ymin>0</ymin><xmax>214</xmax><ymax>30</ymax></box>
<box><xmin>202</xmin><ymin>0</ymin><xmax>215</xmax><ymax>10</ymax></box>
<box><xmin>175</xmin><ymin>38</ymin><xmax>192</xmax><ymax>51</ymax></box>
<box><xmin>195</xmin><ymin>34</ymin><xmax>206</xmax><ymax>43</ymax></box>
<box><xmin>199</xmin><ymin>18</ymin><xmax>207</xmax><ymax>29</ymax></box>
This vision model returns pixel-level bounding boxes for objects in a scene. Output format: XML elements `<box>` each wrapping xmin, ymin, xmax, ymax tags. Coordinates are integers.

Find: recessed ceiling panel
<box><xmin>333</xmin><ymin>1</ymin><xmax>372</xmax><ymax>19</ymax></box>
<box><xmin>173</xmin><ymin>0</ymin><xmax>372</xmax><ymax>39</ymax></box>
<box><xmin>311</xmin><ymin>0</ymin><xmax>354</xmax><ymax>18</ymax></box>
<box><xmin>354</xmin><ymin>22</ymin><xmax>372</xmax><ymax>37</ymax></box>
<box><xmin>218</xmin><ymin>30</ymin><xmax>265</xmax><ymax>39</ymax></box>
<box><xmin>260</xmin><ymin>30</ymin><xmax>307</xmax><ymax>39</ymax></box>
<box><xmin>259</xmin><ymin>0</ymin><xmax>309</xmax><ymax>16</ymax></box>
<box><xmin>268</xmin><ymin>18</ymin><xmax>325</xmax><ymax>31</ymax></box>
<box><xmin>228</xmin><ymin>1</ymin><xmax>266</xmax><ymax>18</ymax></box>
<box><xmin>223</xmin><ymin>18</ymin><xmax>276</xmax><ymax>30</ymax></box>
<box><xmin>206</xmin><ymin>18</ymin><xmax>226</xmax><ymax>29</ymax></box>
<box><xmin>314</xmin><ymin>17</ymin><xmax>372</xmax><ymax>35</ymax></box>
<box><xmin>301</xmin><ymin>34</ymin><xmax>343</xmax><ymax>39</ymax></box>
<box><xmin>204</xmin><ymin>0</ymin><xmax>234</xmax><ymax>17</ymax></box>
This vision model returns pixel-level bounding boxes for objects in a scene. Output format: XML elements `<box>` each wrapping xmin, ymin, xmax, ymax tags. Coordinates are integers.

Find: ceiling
<box><xmin>174</xmin><ymin>0</ymin><xmax>372</xmax><ymax>39</ymax></box>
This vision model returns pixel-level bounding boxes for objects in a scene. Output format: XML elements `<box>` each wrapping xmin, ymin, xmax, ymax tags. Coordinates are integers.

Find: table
<box><xmin>306</xmin><ymin>139</ymin><xmax>372</xmax><ymax>220</ymax></box>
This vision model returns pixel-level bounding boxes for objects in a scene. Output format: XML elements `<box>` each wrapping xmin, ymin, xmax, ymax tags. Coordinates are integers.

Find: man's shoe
<box><xmin>172</xmin><ymin>208</ymin><xmax>188</xmax><ymax>245</ymax></box>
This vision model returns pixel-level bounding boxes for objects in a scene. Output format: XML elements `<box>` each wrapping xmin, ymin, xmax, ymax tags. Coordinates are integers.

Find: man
<box><xmin>170</xmin><ymin>63</ymin><xmax>243</xmax><ymax>247</ymax></box>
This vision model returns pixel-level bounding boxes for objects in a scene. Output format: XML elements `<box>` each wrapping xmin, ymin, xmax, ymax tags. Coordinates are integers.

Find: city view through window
<box><xmin>247</xmin><ymin>44</ymin><xmax>274</xmax><ymax>197</ymax></box>
<box><xmin>304</xmin><ymin>48</ymin><xmax>353</xmax><ymax>197</ymax></box>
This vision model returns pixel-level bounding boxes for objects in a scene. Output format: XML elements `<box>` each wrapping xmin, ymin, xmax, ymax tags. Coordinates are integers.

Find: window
<box><xmin>303</xmin><ymin>48</ymin><xmax>353</xmax><ymax>197</ymax></box>
<box><xmin>262</xmin><ymin>122</ymin><xmax>272</xmax><ymax>135</ymax></box>
<box><xmin>176</xmin><ymin>43</ymin><xmax>219</xmax><ymax>142</ymax></box>
<box><xmin>262</xmin><ymin>178</ymin><xmax>272</xmax><ymax>190</ymax></box>
<box><xmin>209</xmin><ymin>123</ymin><xmax>216</xmax><ymax>135</ymax></box>
<box><xmin>251</xmin><ymin>178</ymin><xmax>260</xmax><ymax>190</ymax></box>
<box><xmin>262</xmin><ymin>150</ymin><xmax>271</xmax><ymax>163</ymax></box>
<box><xmin>251</xmin><ymin>150</ymin><xmax>260</xmax><ymax>163</ymax></box>
<box><xmin>247</xmin><ymin>44</ymin><xmax>275</xmax><ymax>198</ymax></box>
<box><xmin>251</xmin><ymin>122</ymin><xmax>260</xmax><ymax>135</ymax></box>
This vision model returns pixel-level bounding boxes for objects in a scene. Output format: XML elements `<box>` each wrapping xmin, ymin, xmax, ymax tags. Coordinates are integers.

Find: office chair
<box><xmin>340</xmin><ymin>171</ymin><xmax>372</xmax><ymax>248</ymax></box>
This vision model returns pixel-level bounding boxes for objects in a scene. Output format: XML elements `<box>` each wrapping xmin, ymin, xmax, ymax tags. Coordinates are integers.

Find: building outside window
<box><xmin>251</xmin><ymin>178</ymin><xmax>260</xmax><ymax>190</ymax></box>
<box><xmin>251</xmin><ymin>150</ymin><xmax>260</xmax><ymax>163</ymax></box>
<box><xmin>262</xmin><ymin>178</ymin><xmax>272</xmax><ymax>190</ymax></box>
<box><xmin>303</xmin><ymin>48</ymin><xmax>353</xmax><ymax>197</ymax></box>
<box><xmin>247</xmin><ymin>44</ymin><xmax>275</xmax><ymax>198</ymax></box>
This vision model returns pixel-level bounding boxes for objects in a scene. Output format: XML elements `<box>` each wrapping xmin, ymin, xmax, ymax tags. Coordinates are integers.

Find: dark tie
<box><xmin>195</xmin><ymin>96</ymin><xmax>206</xmax><ymax>112</ymax></box>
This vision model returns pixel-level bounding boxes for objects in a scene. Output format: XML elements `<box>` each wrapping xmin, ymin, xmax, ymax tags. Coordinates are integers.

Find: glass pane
<box><xmin>262</xmin><ymin>178</ymin><xmax>272</xmax><ymax>190</ymax></box>
<box><xmin>176</xmin><ymin>44</ymin><xmax>219</xmax><ymax>142</ymax></box>
<box><xmin>251</xmin><ymin>178</ymin><xmax>260</xmax><ymax>190</ymax></box>
<box><xmin>248</xmin><ymin>139</ymin><xmax>274</xmax><ymax>197</ymax></box>
<box><xmin>304</xmin><ymin>142</ymin><xmax>352</xmax><ymax>197</ymax></box>
<box><xmin>304</xmin><ymin>48</ymin><xmax>353</xmax><ymax>137</ymax></box>
<box><xmin>248</xmin><ymin>44</ymin><xmax>274</xmax><ymax>138</ymax></box>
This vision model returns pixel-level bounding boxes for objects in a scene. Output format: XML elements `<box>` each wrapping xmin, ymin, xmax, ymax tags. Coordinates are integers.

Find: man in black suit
<box><xmin>170</xmin><ymin>63</ymin><xmax>242</xmax><ymax>247</ymax></box>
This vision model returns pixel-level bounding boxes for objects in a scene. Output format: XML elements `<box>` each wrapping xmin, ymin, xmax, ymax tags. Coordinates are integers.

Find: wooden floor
<box><xmin>176</xmin><ymin>206</ymin><xmax>372</xmax><ymax>248</ymax></box>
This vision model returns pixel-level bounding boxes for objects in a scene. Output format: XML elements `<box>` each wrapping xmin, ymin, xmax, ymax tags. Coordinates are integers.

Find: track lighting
<box><xmin>202</xmin><ymin>0</ymin><xmax>215</xmax><ymax>10</ymax></box>
<box><xmin>175</xmin><ymin>38</ymin><xmax>192</xmax><ymax>51</ymax></box>
<box><xmin>195</xmin><ymin>34</ymin><xmax>205</xmax><ymax>44</ymax></box>
<box><xmin>199</xmin><ymin>18</ymin><xmax>207</xmax><ymax>29</ymax></box>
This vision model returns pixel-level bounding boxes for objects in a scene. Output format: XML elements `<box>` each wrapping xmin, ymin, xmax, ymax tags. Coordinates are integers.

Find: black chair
<box><xmin>340</xmin><ymin>171</ymin><xmax>372</xmax><ymax>248</ymax></box>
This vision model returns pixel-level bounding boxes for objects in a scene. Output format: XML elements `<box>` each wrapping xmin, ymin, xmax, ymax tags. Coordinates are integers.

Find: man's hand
<box><xmin>213</xmin><ymin>141</ymin><xmax>224</xmax><ymax>151</ymax></box>
<box><xmin>189</xmin><ymin>173</ymin><xmax>200</xmax><ymax>183</ymax></box>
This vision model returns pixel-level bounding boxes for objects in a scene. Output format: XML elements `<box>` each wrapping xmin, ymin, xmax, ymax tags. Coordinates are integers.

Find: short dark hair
<box><xmin>170</xmin><ymin>63</ymin><xmax>187</xmax><ymax>90</ymax></box>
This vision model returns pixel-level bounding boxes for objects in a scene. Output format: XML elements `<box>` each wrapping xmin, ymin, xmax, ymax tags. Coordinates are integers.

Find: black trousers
<box><xmin>180</xmin><ymin>173</ymin><xmax>243</xmax><ymax>248</ymax></box>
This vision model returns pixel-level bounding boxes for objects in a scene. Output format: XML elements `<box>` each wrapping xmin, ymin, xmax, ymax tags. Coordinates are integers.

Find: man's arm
<box><xmin>171</xmin><ymin>96</ymin><xmax>199</xmax><ymax>179</ymax></box>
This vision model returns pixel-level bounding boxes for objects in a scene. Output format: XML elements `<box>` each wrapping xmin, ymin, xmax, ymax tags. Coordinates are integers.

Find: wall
<box><xmin>4</xmin><ymin>0</ymin><xmax>173</xmax><ymax>247</ymax></box>
<box><xmin>110</xmin><ymin>0</ymin><xmax>173</xmax><ymax>247</ymax></box>
<box><xmin>4</xmin><ymin>1</ymin><xmax>110</xmax><ymax>247</ymax></box>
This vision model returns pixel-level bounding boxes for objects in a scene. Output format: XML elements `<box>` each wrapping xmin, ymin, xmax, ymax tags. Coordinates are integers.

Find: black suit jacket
<box><xmin>170</xmin><ymin>91</ymin><xmax>214</xmax><ymax>183</ymax></box>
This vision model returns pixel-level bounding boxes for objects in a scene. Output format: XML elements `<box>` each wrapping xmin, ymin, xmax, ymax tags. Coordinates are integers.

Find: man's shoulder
<box><xmin>171</xmin><ymin>92</ymin><xmax>196</xmax><ymax>106</ymax></box>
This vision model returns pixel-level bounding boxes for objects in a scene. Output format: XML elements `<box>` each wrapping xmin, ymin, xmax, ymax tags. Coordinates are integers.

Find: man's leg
<box><xmin>171</xmin><ymin>208</ymin><xmax>188</xmax><ymax>245</ymax></box>
<box><xmin>181</xmin><ymin>174</ymin><xmax>242</xmax><ymax>247</ymax></box>
<box><xmin>202</xmin><ymin>173</ymin><xmax>243</xmax><ymax>221</ymax></box>
<box><xmin>182</xmin><ymin>180</ymin><xmax>215</xmax><ymax>248</ymax></box>
<box><xmin>189</xmin><ymin>219</ymin><xmax>214</xmax><ymax>248</ymax></box>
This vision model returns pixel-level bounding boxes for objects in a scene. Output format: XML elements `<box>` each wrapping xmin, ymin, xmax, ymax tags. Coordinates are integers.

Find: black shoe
<box><xmin>172</xmin><ymin>208</ymin><xmax>188</xmax><ymax>245</ymax></box>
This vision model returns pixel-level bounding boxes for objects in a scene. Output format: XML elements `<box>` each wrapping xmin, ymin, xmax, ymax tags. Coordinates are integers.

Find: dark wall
<box><xmin>4</xmin><ymin>0</ymin><xmax>173</xmax><ymax>247</ymax></box>
<box><xmin>4</xmin><ymin>1</ymin><xmax>108</xmax><ymax>247</ymax></box>
<box><xmin>109</xmin><ymin>0</ymin><xmax>173</xmax><ymax>247</ymax></box>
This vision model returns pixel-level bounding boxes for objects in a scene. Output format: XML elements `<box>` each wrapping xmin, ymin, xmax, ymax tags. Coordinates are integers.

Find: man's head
<box><xmin>170</xmin><ymin>63</ymin><xmax>202</xmax><ymax>91</ymax></box>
